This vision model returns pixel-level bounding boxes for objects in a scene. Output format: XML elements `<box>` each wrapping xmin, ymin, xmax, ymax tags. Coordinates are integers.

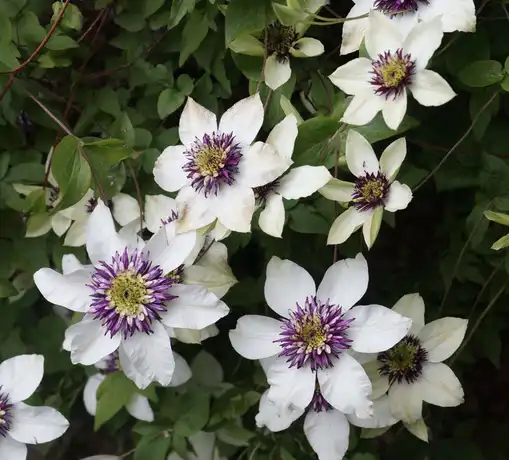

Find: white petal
<box><xmin>144</xmin><ymin>194</ymin><xmax>177</xmax><ymax>234</ymax></box>
<box><xmin>0</xmin><ymin>355</ymin><xmax>44</xmax><ymax>404</ymax></box>
<box><xmin>345</xmin><ymin>304</ymin><xmax>412</xmax><ymax>353</ymax></box>
<box><xmin>317</xmin><ymin>253</ymin><xmax>368</xmax><ymax>311</ymax></box>
<box><xmin>266</xmin><ymin>115</ymin><xmax>298</xmax><ymax>160</ymax></box>
<box><xmin>382</xmin><ymin>90</ymin><xmax>407</xmax><ymax>131</ymax></box>
<box><xmin>347</xmin><ymin>395</ymin><xmax>398</xmax><ymax>429</ymax></box>
<box><xmin>120</xmin><ymin>322</ymin><xmax>174</xmax><ymax>388</ymax></box>
<box><xmin>420</xmin><ymin>362</ymin><xmax>464</xmax><ymax>407</ymax></box>
<box><xmin>363</xmin><ymin>360</ymin><xmax>390</xmax><ymax>400</ymax></box>
<box><xmin>161</xmin><ymin>284</ymin><xmax>229</xmax><ymax>330</ymax></box>
<box><xmin>176</xmin><ymin>186</ymin><xmax>216</xmax><ymax>232</ymax></box>
<box><xmin>392</xmin><ymin>293</ymin><xmax>425</xmax><ymax>335</ymax></box>
<box><xmin>61</xmin><ymin>254</ymin><xmax>84</xmax><ymax>274</ymax></box>
<box><xmin>83</xmin><ymin>374</ymin><xmax>104</xmax><ymax>416</ymax></box>
<box><xmin>238</xmin><ymin>142</ymin><xmax>292</xmax><ymax>188</ymax></box>
<box><xmin>340</xmin><ymin>0</ymin><xmax>372</xmax><ymax>55</ymax></box>
<box><xmin>404</xmin><ymin>418</ymin><xmax>429</xmax><ymax>442</ymax></box>
<box><xmin>33</xmin><ymin>267</ymin><xmax>93</xmax><ymax>312</ymax></box>
<box><xmin>304</xmin><ymin>410</ymin><xmax>350</xmax><ymax>460</ymax></box>
<box><xmin>342</xmin><ymin>93</ymin><xmax>384</xmax><ymax>127</ymax></box>
<box><xmin>10</xmin><ymin>402</ymin><xmax>69</xmax><ymax>444</ymax></box>
<box><xmin>65</xmin><ymin>316</ymin><xmax>121</xmax><ymax>366</ymax></box>
<box><xmin>0</xmin><ymin>437</ymin><xmax>27</xmax><ymax>460</ymax></box>
<box><xmin>169</xmin><ymin>352</ymin><xmax>192</xmax><ymax>387</ymax></box>
<box><xmin>403</xmin><ymin>16</ymin><xmax>443</xmax><ymax>69</ymax></box>
<box><xmin>51</xmin><ymin>213</ymin><xmax>72</xmax><ymax>236</ymax></box>
<box><xmin>179</xmin><ymin>97</ymin><xmax>217</xmax><ymax>147</ymax></box>
<box><xmin>410</xmin><ymin>69</ymin><xmax>456</xmax><ymax>107</ymax></box>
<box><xmin>380</xmin><ymin>137</ymin><xmax>407</xmax><ymax>180</ymax></box>
<box><xmin>215</xmin><ymin>185</ymin><xmax>255</xmax><ymax>233</ymax></box>
<box><xmin>418</xmin><ymin>317</ymin><xmax>468</xmax><ymax>362</ymax></box>
<box><xmin>327</xmin><ymin>207</ymin><xmax>367</xmax><ymax>245</ymax></box>
<box><xmin>118</xmin><ymin>346</ymin><xmax>152</xmax><ymax>390</ymax></box>
<box><xmin>153</xmin><ymin>145</ymin><xmax>188</xmax><ymax>192</ymax></box>
<box><xmin>219</xmin><ymin>93</ymin><xmax>264</xmax><ymax>146</ymax></box>
<box><xmin>346</xmin><ymin>129</ymin><xmax>379</xmax><ymax>177</ymax></box>
<box><xmin>318</xmin><ymin>353</ymin><xmax>373</xmax><ymax>418</ymax></box>
<box><xmin>64</xmin><ymin>220</ymin><xmax>87</xmax><ymax>247</ymax></box>
<box><xmin>126</xmin><ymin>394</ymin><xmax>154</xmax><ymax>422</ymax></box>
<box><xmin>419</xmin><ymin>0</ymin><xmax>476</xmax><ymax>33</ymax></box>
<box><xmin>264</xmin><ymin>356</ymin><xmax>315</xmax><ymax>410</ymax></box>
<box><xmin>111</xmin><ymin>193</ymin><xmax>140</xmax><ymax>226</ymax></box>
<box><xmin>365</xmin><ymin>10</ymin><xmax>404</xmax><ymax>57</ymax></box>
<box><xmin>319</xmin><ymin>179</ymin><xmax>355</xmax><ymax>203</ymax></box>
<box><xmin>229</xmin><ymin>315</ymin><xmax>283</xmax><ymax>360</ymax></box>
<box><xmin>361</xmin><ymin>210</ymin><xmax>379</xmax><ymax>249</ymax></box>
<box><xmin>329</xmin><ymin>58</ymin><xmax>373</xmax><ymax>95</ymax></box>
<box><xmin>259</xmin><ymin>193</ymin><xmax>285</xmax><ymax>238</ymax></box>
<box><xmin>384</xmin><ymin>181</ymin><xmax>412</xmax><ymax>212</ymax></box>
<box><xmin>278</xmin><ymin>166</ymin><xmax>332</xmax><ymax>200</ymax></box>
<box><xmin>265</xmin><ymin>55</ymin><xmax>292</xmax><ymax>91</ymax></box>
<box><xmin>388</xmin><ymin>382</ymin><xmax>423</xmax><ymax>423</ymax></box>
<box><xmin>255</xmin><ymin>391</ymin><xmax>303</xmax><ymax>432</ymax></box>
<box><xmin>264</xmin><ymin>256</ymin><xmax>316</xmax><ymax>318</ymax></box>
<box><xmin>171</xmin><ymin>325</ymin><xmax>218</xmax><ymax>344</ymax></box>
<box><xmin>290</xmin><ymin>37</ymin><xmax>324</xmax><ymax>57</ymax></box>
<box><xmin>86</xmin><ymin>200</ymin><xmax>125</xmax><ymax>265</ymax></box>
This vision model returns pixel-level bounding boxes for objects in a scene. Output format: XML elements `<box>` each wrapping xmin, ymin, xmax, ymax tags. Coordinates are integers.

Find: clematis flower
<box><xmin>253</xmin><ymin>115</ymin><xmax>332</xmax><ymax>238</ymax></box>
<box><xmin>33</xmin><ymin>201</ymin><xmax>229</xmax><ymax>389</ymax></box>
<box><xmin>83</xmin><ymin>350</ymin><xmax>191</xmax><ymax>423</ymax></box>
<box><xmin>341</xmin><ymin>0</ymin><xmax>476</xmax><ymax>55</ymax></box>
<box><xmin>0</xmin><ymin>355</ymin><xmax>69</xmax><ymax>460</ymax></box>
<box><xmin>360</xmin><ymin>293</ymin><xmax>467</xmax><ymax>439</ymax></box>
<box><xmin>229</xmin><ymin>254</ymin><xmax>411</xmax><ymax>418</ymax></box>
<box><xmin>320</xmin><ymin>130</ymin><xmax>412</xmax><ymax>248</ymax></box>
<box><xmin>167</xmin><ymin>431</ymin><xmax>226</xmax><ymax>460</ymax></box>
<box><xmin>154</xmin><ymin>95</ymin><xmax>292</xmax><ymax>233</ymax></box>
<box><xmin>330</xmin><ymin>12</ymin><xmax>456</xmax><ymax>130</ymax></box>
<box><xmin>228</xmin><ymin>13</ymin><xmax>324</xmax><ymax>90</ymax></box>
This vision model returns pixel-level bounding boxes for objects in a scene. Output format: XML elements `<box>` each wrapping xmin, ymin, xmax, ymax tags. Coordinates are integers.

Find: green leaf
<box><xmin>293</xmin><ymin>117</ymin><xmax>339</xmax><ymax>165</ymax></box>
<box><xmin>174</xmin><ymin>390</ymin><xmax>210</xmax><ymax>436</ymax></box>
<box><xmin>51</xmin><ymin>136</ymin><xmax>92</xmax><ymax>212</ymax></box>
<box><xmin>157</xmin><ymin>88</ymin><xmax>186</xmax><ymax>119</ymax></box>
<box><xmin>458</xmin><ymin>60</ymin><xmax>505</xmax><ymax>87</ymax></box>
<box><xmin>84</xmin><ymin>138</ymin><xmax>134</xmax><ymax>165</ymax></box>
<box><xmin>134</xmin><ymin>433</ymin><xmax>172</xmax><ymax>460</ymax></box>
<box><xmin>97</xmin><ymin>88</ymin><xmax>122</xmax><ymax>117</ymax></box>
<box><xmin>95</xmin><ymin>372</ymin><xmax>137</xmax><ymax>430</ymax></box>
<box><xmin>115</xmin><ymin>12</ymin><xmax>146</xmax><ymax>32</ymax></box>
<box><xmin>350</xmin><ymin>113</ymin><xmax>419</xmax><ymax>144</ymax></box>
<box><xmin>273</xmin><ymin>4</ymin><xmax>305</xmax><ymax>26</ymax></box>
<box><xmin>491</xmin><ymin>233</ymin><xmax>509</xmax><ymax>250</ymax></box>
<box><xmin>46</xmin><ymin>34</ymin><xmax>79</xmax><ymax>51</ymax></box>
<box><xmin>144</xmin><ymin>0</ymin><xmax>166</xmax><ymax>17</ymax></box>
<box><xmin>179</xmin><ymin>10</ymin><xmax>209</xmax><ymax>67</ymax></box>
<box><xmin>169</xmin><ymin>0</ymin><xmax>196</xmax><ymax>29</ymax></box>
<box><xmin>51</xmin><ymin>2</ymin><xmax>83</xmax><ymax>31</ymax></box>
<box><xmin>289</xmin><ymin>204</ymin><xmax>330</xmax><ymax>234</ymax></box>
<box><xmin>4</xmin><ymin>163</ymin><xmax>45</xmax><ymax>184</ymax></box>
<box><xmin>17</xmin><ymin>12</ymin><xmax>46</xmax><ymax>45</ymax></box>
<box><xmin>111</xmin><ymin>113</ymin><xmax>136</xmax><ymax>148</ymax></box>
<box><xmin>0</xmin><ymin>280</ymin><xmax>17</xmax><ymax>298</ymax></box>
<box><xmin>225</xmin><ymin>0</ymin><xmax>270</xmax><ymax>44</ymax></box>
<box><xmin>484</xmin><ymin>210</ymin><xmax>509</xmax><ymax>226</ymax></box>
<box><xmin>176</xmin><ymin>74</ymin><xmax>194</xmax><ymax>96</ymax></box>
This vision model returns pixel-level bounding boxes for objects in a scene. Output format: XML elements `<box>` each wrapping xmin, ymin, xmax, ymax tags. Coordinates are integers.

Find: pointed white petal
<box><xmin>153</xmin><ymin>145</ymin><xmax>188</xmax><ymax>193</ymax></box>
<box><xmin>340</xmin><ymin>0</ymin><xmax>372</xmax><ymax>55</ymax></box>
<box><xmin>63</xmin><ymin>220</ymin><xmax>87</xmax><ymax>247</ymax></box>
<box><xmin>179</xmin><ymin>97</ymin><xmax>218</xmax><ymax>147</ymax></box>
<box><xmin>83</xmin><ymin>374</ymin><xmax>104</xmax><ymax>416</ymax></box>
<box><xmin>410</xmin><ymin>69</ymin><xmax>456</xmax><ymax>107</ymax></box>
<box><xmin>0</xmin><ymin>437</ymin><xmax>27</xmax><ymax>460</ymax></box>
<box><xmin>319</xmin><ymin>179</ymin><xmax>355</xmax><ymax>203</ymax></box>
<box><xmin>392</xmin><ymin>293</ymin><xmax>425</xmax><ymax>335</ymax></box>
<box><xmin>256</xmin><ymin>391</ymin><xmax>303</xmax><ymax>432</ymax></box>
<box><xmin>144</xmin><ymin>194</ymin><xmax>177</xmax><ymax>234</ymax></box>
<box><xmin>290</xmin><ymin>37</ymin><xmax>324</xmax><ymax>57</ymax></box>
<box><xmin>266</xmin><ymin>115</ymin><xmax>299</xmax><ymax>160</ymax></box>
<box><xmin>126</xmin><ymin>394</ymin><xmax>154</xmax><ymax>422</ymax></box>
<box><xmin>388</xmin><ymin>381</ymin><xmax>423</xmax><ymax>423</ymax></box>
<box><xmin>329</xmin><ymin>58</ymin><xmax>373</xmax><ymax>95</ymax></box>
<box><xmin>404</xmin><ymin>16</ymin><xmax>443</xmax><ymax>69</ymax></box>
<box><xmin>418</xmin><ymin>317</ymin><xmax>468</xmax><ymax>362</ymax></box>
<box><xmin>175</xmin><ymin>186</ymin><xmax>216</xmax><ymax>232</ymax></box>
<box><xmin>229</xmin><ymin>315</ymin><xmax>282</xmax><ymax>360</ymax></box>
<box><xmin>169</xmin><ymin>352</ymin><xmax>192</xmax><ymax>387</ymax></box>
<box><xmin>346</xmin><ymin>129</ymin><xmax>379</xmax><ymax>177</ymax></box>
<box><xmin>347</xmin><ymin>395</ymin><xmax>398</xmax><ymax>428</ymax></box>
<box><xmin>327</xmin><ymin>207</ymin><xmax>367</xmax><ymax>245</ymax></box>
<box><xmin>380</xmin><ymin>137</ymin><xmax>407</xmax><ymax>180</ymax></box>
<box><xmin>51</xmin><ymin>213</ymin><xmax>72</xmax><ymax>236</ymax></box>
<box><xmin>382</xmin><ymin>90</ymin><xmax>407</xmax><ymax>131</ymax></box>
<box><xmin>215</xmin><ymin>185</ymin><xmax>255</xmax><ymax>233</ymax></box>
<box><xmin>61</xmin><ymin>254</ymin><xmax>84</xmax><ymax>274</ymax></box>
<box><xmin>264</xmin><ymin>256</ymin><xmax>316</xmax><ymax>318</ymax></box>
<box><xmin>111</xmin><ymin>193</ymin><xmax>140</xmax><ymax>226</ymax></box>
<box><xmin>404</xmin><ymin>418</ymin><xmax>429</xmax><ymax>442</ymax></box>
<box><xmin>304</xmin><ymin>410</ymin><xmax>350</xmax><ymax>460</ymax></box>
<box><xmin>420</xmin><ymin>362</ymin><xmax>464</xmax><ymax>407</ymax></box>
<box><xmin>259</xmin><ymin>193</ymin><xmax>285</xmax><ymax>238</ymax></box>
<box><xmin>342</xmin><ymin>93</ymin><xmax>384</xmax><ymax>127</ymax></box>
<box><xmin>265</xmin><ymin>55</ymin><xmax>292</xmax><ymax>91</ymax></box>
<box><xmin>419</xmin><ymin>0</ymin><xmax>476</xmax><ymax>33</ymax></box>
<box><xmin>363</xmin><ymin>360</ymin><xmax>390</xmax><ymax>399</ymax></box>
<box><xmin>278</xmin><ymin>166</ymin><xmax>332</xmax><ymax>199</ymax></box>
<box><xmin>384</xmin><ymin>181</ymin><xmax>412</xmax><ymax>212</ymax></box>
<box><xmin>365</xmin><ymin>10</ymin><xmax>404</xmax><ymax>57</ymax></box>
<box><xmin>0</xmin><ymin>355</ymin><xmax>44</xmax><ymax>403</ymax></box>
<box><xmin>219</xmin><ymin>94</ymin><xmax>264</xmax><ymax>145</ymax></box>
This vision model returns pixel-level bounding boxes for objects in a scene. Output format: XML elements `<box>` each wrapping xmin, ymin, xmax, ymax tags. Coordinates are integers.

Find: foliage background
<box><xmin>1</xmin><ymin>0</ymin><xmax>509</xmax><ymax>459</ymax></box>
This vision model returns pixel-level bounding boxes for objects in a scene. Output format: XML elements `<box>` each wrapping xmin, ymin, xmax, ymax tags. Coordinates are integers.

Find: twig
<box><xmin>263</xmin><ymin>89</ymin><xmax>273</xmax><ymax>111</ymax></box>
<box><xmin>77</xmin><ymin>8</ymin><xmax>108</xmax><ymax>43</ymax></box>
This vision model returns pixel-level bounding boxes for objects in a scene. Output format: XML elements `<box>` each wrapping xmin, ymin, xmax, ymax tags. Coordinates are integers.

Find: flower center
<box><xmin>352</xmin><ymin>172</ymin><xmax>390</xmax><ymax>212</ymax></box>
<box><xmin>183</xmin><ymin>132</ymin><xmax>242</xmax><ymax>197</ymax></box>
<box><xmin>0</xmin><ymin>389</ymin><xmax>13</xmax><ymax>437</ymax></box>
<box><xmin>370</xmin><ymin>49</ymin><xmax>416</xmax><ymax>99</ymax></box>
<box><xmin>100</xmin><ymin>351</ymin><xmax>120</xmax><ymax>375</ymax></box>
<box><xmin>276</xmin><ymin>297</ymin><xmax>353</xmax><ymax>371</ymax></box>
<box><xmin>253</xmin><ymin>179</ymin><xmax>279</xmax><ymax>206</ymax></box>
<box><xmin>374</xmin><ymin>0</ymin><xmax>429</xmax><ymax>15</ymax></box>
<box><xmin>377</xmin><ymin>334</ymin><xmax>428</xmax><ymax>384</ymax></box>
<box><xmin>89</xmin><ymin>248</ymin><xmax>175</xmax><ymax>338</ymax></box>
<box><xmin>266</xmin><ymin>22</ymin><xmax>298</xmax><ymax>60</ymax></box>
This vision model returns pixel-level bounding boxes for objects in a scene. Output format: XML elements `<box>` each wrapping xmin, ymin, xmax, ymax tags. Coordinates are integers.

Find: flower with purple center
<box><xmin>276</xmin><ymin>297</ymin><xmax>353</xmax><ymax>371</ymax></box>
<box><xmin>154</xmin><ymin>94</ymin><xmax>293</xmax><ymax>233</ymax></box>
<box><xmin>0</xmin><ymin>355</ymin><xmax>69</xmax><ymax>458</ymax></box>
<box><xmin>230</xmin><ymin>254</ymin><xmax>411</xmax><ymax>421</ymax></box>
<box><xmin>340</xmin><ymin>0</ymin><xmax>476</xmax><ymax>56</ymax></box>
<box><xmin>34</xmin><ymin>200</ymin><xmax>230</xmax><ymax>390</ymax></box>
<box><xmin>320</xmin><ymin>130</ymin><xmax>412</xmax><ymax>249</ymax></box>
<box><xmin>331</xmin><ymin>11</ymin><xmax>456</xmax><ymax>130</ymax></box>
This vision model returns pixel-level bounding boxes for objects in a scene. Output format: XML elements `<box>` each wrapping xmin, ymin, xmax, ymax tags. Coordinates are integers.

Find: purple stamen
<box><xmin>352</xmin><ymin>172</ymin><xmax>390</xmax><ymax>212</ymax></box>
<box><xmin>374</xmin><ymin>0</ymin><xmax>429</xmax><ymax>15</ymax></box>
<box><xmin>0</xmin><ymin>388</ymin><xmax>13</xmax><ymax>437</ymax></box>
<box><xmin>370</xmin><ymin>49</ymin><xmax>416</xmax><ymax>100</ymax></box>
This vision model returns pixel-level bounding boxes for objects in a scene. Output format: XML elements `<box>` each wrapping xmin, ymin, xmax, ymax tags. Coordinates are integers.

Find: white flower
<box><xmin>33</xmin><ymin>200</ymin><xmax>229</xmax><ymax>389</ymax></box>
<box><xmin>229</xmin><ymin>254</ymin><xmax>411</xmax><ymax>417</ymax></box>
<box><xmin>360</xmin><ymin>293</ymin><xmax>467</xmax><ymax>437</ymax></box>
<box><xmin>330</xmin><ymin>12</ymin><xmax>456</xmax><ymax>130</ymax></box>
<box><xmin>154</xmin><ymin>95</ymin><xmax>292</xmax><ymax>233</ymax></box>
<box><xmin>320</xmin><ymin>130</ymin><xmax>412</xmax><ymax>248</ymax></box>
<box><xmin>83</xmin><ymin>350</ymin><xmax>191</xmax><ymax>423</ymax></box>
<box><xmin>341</xmin><ymin>0</ymin><xmax>476</xmax><ymax>55</ymax></box>
<box><xmin>167</xmin><ymin>431</ymin><xmax>226</xmax><ymax>460</ymax></box>
<box><xmin>0</xmin><ymin>355</ymin><xmax>69</xmax><ymax>460</ymax></box>
<box><xmin>255</xmin><ymin>115</ymin><xmax>332</xmax><ymax>238</ymax></box>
